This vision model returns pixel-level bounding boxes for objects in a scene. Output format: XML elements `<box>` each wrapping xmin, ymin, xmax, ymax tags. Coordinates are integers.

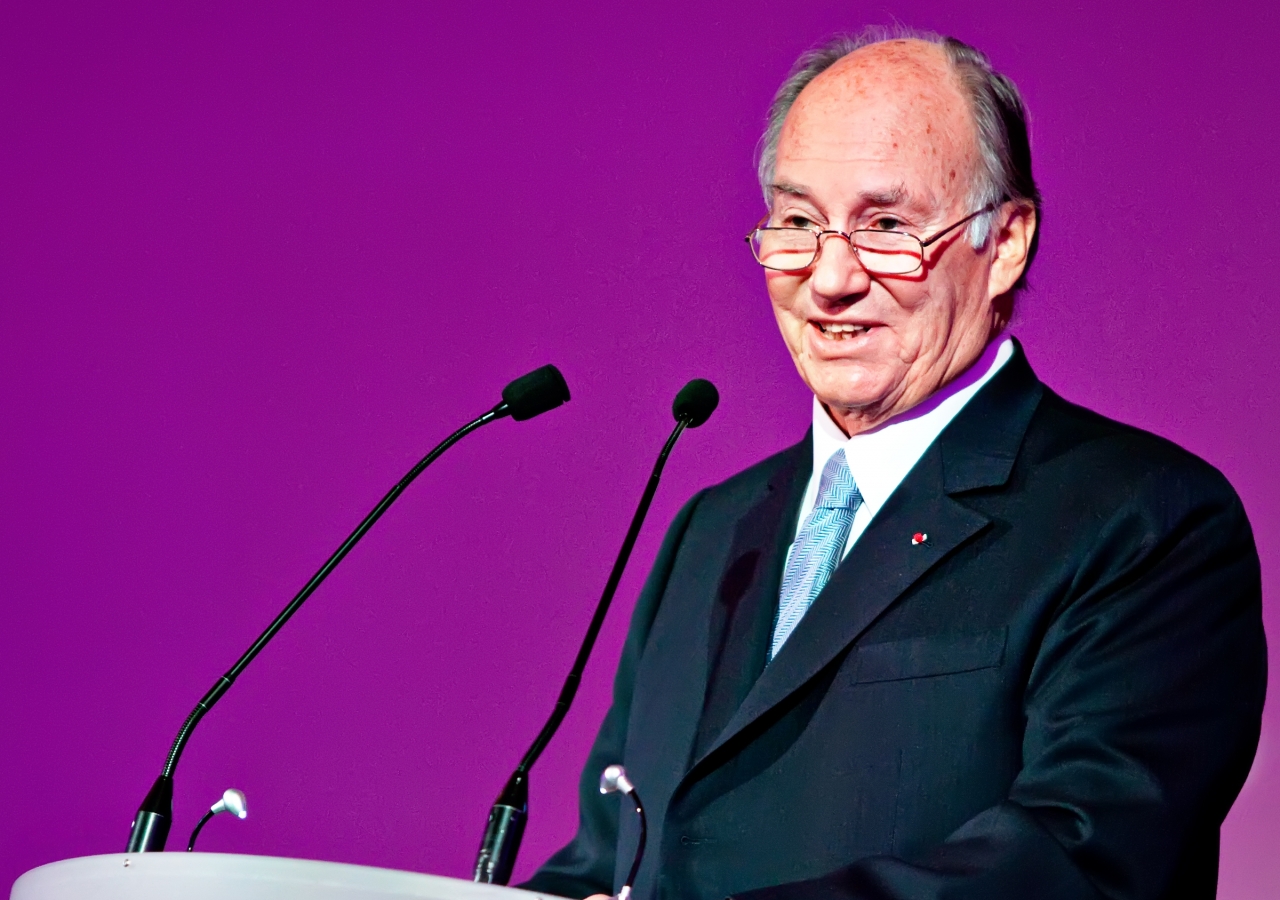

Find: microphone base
<box><xmin>126</xmin><ymin>775</ymin><xmax>174</xmax><ymax>852</ymax></box>
<box><xmin>473</xmin><ymin>772</ymin><xmax>528</xmax><ymax>885</ymax></box>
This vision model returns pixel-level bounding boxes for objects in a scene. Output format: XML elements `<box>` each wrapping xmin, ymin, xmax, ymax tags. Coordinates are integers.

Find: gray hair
<box><xmin>757</xmin><ymin>27</ymin><xmax>1041</xmax><ymax>290</ymax></box>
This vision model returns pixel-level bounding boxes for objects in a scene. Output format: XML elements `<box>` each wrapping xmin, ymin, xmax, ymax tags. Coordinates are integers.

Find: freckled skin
<box><xmin>767</xmin><ymin>40</ymin><xmax>1036</xmax><ymax>435</ymax></box>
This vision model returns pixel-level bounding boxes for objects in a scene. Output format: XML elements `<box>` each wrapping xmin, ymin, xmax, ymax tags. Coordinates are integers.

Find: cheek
<box><xmin>892</xmin><ymin>271</ymin><xmax>969</xmax><ymax>329</ymax></box>
<box><xmin>765</xmin><ymin>272</ymin><xmax>801</xmax><ymax>306</ymax></box>
<box><xmin>877</xmin><ymin>284</ymin><xmax>933</xmax><ymax>335</ymax></box>
<box><xmin>870</xmin><ymin>290</ymin><xmax>949</xmax><ymax>367</ymax></box>
<box><xmin>766</xmin><ymin>275</ymin><xmax>806</xmax><ymax>329</ymax></box>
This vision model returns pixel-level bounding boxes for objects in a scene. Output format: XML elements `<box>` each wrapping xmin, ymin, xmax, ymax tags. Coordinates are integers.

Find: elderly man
<box><xmin>522</xmin><ymin>31</ymin><xmax>1266</xmax><ymax>900</ymax></box>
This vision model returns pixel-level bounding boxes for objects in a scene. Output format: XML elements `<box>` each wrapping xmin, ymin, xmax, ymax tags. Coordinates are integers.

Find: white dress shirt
<box><xmin>793</xmin><ymin>336</ymin><xmax>1015</xmax><ymax>558</ymax></box>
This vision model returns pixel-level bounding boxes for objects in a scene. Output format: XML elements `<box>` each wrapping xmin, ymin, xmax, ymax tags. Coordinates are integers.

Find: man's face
<box><xmin>767</xmin><ymin>41</ymin><xmax>1025</xmax><ymax>433</ymax></box>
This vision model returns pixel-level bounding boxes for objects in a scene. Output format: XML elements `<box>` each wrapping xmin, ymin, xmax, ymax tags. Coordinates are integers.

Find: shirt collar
<box><xmin>811</xmin><ymin>336</ymin><xmax>1015</xmax><ymax>518</ymax></box>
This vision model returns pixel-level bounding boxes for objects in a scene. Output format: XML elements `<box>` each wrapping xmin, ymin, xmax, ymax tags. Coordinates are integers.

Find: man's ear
<box><xmin>987</xmin><ymin>202</ymin><xmax>1037</xmax><ymax>301</ymax></box>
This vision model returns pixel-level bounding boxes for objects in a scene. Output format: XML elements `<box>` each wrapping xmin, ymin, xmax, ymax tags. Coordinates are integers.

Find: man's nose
<box><xmin>808</xmin><ymin>232</ymin><xmax>871</xmax><ymax>305</ymax></box>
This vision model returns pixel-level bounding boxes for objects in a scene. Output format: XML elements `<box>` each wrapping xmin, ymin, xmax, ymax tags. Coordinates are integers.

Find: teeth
<box><xmin>818</xmin><ymin>323</ymin><xmax>871</xmax><ymax>338</ymax></box>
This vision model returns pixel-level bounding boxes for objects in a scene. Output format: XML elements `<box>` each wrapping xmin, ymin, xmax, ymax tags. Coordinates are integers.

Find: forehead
<box><xmin>776</xmin><ymin>41</ymin><xmax>979</xmax><ymax>209</ymax></box>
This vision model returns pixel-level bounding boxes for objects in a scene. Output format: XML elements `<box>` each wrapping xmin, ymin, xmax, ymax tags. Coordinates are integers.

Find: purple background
<box><xmin>3</xmin><ymin>1</ymin><xmax>1277</xmax><ymax>896</ymax></box>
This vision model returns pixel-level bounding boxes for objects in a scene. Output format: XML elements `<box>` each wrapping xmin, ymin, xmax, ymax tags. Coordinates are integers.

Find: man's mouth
<box><xmin>815</xmin><ymin>322</ymin><xmax>873</xmax><ymax>340</ymax></box>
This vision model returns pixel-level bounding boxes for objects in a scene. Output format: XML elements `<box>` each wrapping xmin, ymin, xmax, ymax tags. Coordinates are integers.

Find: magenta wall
<box><xmin>3</xmin><ymin>1</ymin><xmax>1277</xmax><ymax>896</ymax></box>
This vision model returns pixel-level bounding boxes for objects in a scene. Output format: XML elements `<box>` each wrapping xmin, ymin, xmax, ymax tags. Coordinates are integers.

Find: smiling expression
<box><xmin>766</xmin><ymin>40</ymin><xmax>1033</xmax><ymax>435</ymax></box>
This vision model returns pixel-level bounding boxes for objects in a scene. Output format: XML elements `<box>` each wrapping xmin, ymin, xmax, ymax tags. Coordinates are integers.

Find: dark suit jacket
<box><xmin>522</xmin><ymin>346</ymin><xmax>1266</xmax><ymax>900</ymax></box>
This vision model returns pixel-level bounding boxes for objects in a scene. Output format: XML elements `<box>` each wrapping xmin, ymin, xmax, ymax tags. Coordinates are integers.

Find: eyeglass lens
<box><xmin>751</xmin><ymin>229</ymin><xmax>923</xmax><ymax>274</ymax></box>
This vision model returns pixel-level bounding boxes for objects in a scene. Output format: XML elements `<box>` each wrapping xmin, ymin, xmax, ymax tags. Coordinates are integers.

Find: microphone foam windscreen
<box><xmin>672</xmin><ymin>379</ymin><xmax>719</xmax><ymax>428</ymax></box>
<box><xmin>502</xmin><ymin>364</ymin><xmax>571</xmax><ymax>421</ymax></box>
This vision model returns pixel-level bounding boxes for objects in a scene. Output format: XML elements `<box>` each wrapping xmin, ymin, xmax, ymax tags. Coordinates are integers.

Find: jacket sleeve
<box><xmin>736</xmin><ymin>466</ymin><xmax>1267</xmax><ymax>900</ymax></box>
<box><xmin>519</xmin><ymin>491</ymin><xmax>708</xmax><ymax>899</ymax></box>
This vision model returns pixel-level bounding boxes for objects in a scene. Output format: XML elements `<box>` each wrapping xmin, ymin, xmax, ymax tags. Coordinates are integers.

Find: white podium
<box><xmin>11</xmin><ymin>854</ymin><xmax>564</xmax><ymax>900</ymax></box>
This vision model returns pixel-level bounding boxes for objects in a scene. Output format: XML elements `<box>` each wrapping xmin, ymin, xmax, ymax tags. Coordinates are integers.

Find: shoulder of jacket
<box><xmin>1028</xmin><ymin>388</ymin><xmax>1238</xmax><ymax>501</ymax></box>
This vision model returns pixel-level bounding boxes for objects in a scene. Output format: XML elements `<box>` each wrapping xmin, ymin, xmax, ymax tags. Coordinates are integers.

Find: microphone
<box><xmin>126</xmin><ymin>364</ymin><xmax>570</xmax><ymax>853</ymax></box>
<box><xmin>672</xmin><ymin>378</ymin><xmax>719</xmax><ymax>428</ymax></box>
<box><xmin>473</xmin><ymin>378</ymin><xmax>719</xmax><ymax>885</ymax></box>
<box><xmin>187</xmin><ymin>788</ymin><xmax>247</xmax><ymax>852</ymax></box>
<box><xmin>599</xmin><ymin>765</ymin><xmax>646</xmax><ymax>900</ymax></box>
<box><xmin>499</xmin><ymin>365</ymin><xmax>572</xmax><ymax>421</ymax></box>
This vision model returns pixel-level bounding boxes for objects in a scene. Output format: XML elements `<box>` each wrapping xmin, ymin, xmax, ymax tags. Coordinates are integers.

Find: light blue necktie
<box><xmin>771</xmin><ymin>449</ymin><xmax>862</xmax><ymax>659</ymax></box>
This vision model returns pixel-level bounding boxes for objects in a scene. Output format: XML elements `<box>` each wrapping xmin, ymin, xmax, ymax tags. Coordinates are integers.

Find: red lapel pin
<box><xmin>911</xmin><ymin>532</ymin><xmax>928</xmax><ymax>545</ymax></box>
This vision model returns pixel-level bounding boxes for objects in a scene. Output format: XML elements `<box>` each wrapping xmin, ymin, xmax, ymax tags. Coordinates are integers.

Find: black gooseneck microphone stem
<box><xmin>164</xmin><ymin>407</ymin><xmax>503</xmax><ymax>778</ymax></box>
<box><xmin>128</xmin><ymin>404</ymin><xmax>507</xmax><ymax>853</ymax></box>
<box><xmin>621</xmin><ymin>789</ymin><xmax>647</xmax><ymax>900</ymax></box>
<box><xmin>473</xmin><ymin>418</ymin><xmax>689</xmax><ymax>885</ymax></box>
<box><xmin>186</xmin><ymin>809</ymin><xmax>216</xmax><ymax>852</ymax></box>
<box><xmin>520</xmin><ymin>418</ymin><xmax>686</xmax><ymax>774</ymax></box>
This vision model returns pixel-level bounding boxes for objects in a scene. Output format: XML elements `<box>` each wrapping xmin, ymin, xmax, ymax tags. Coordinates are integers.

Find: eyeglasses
<box><xmin>745</xmin><ymin>204</ymin><xmax>998</xmax><ymax>275</ymax></box>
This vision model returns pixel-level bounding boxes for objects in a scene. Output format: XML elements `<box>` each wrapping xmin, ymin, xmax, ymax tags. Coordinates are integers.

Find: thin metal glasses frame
<box><xmin>745</xmin><ymin>203</ymin><xmax>999</xmax><ymax>275</ymax></box>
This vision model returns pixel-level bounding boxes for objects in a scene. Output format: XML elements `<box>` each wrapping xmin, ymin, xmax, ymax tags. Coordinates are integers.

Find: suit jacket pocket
<box><xmin>853</xmin><ymin>627</ymin><xmax>1007</xmax><ymax>683</ymax></box>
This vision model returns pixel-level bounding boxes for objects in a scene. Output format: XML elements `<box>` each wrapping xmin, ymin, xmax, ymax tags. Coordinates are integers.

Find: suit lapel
<box><xmin>689</xmin><ymin>343</ymin><xmax>1045</xmax><ymax>772</ymax></box>
<box><xmin>690</xmin><ymin>434</ymin><xmax>812</xmax><ymax>762</ymax></box>
<box><xmin>627</xmin><ymin>438</ymin><xmax>811</xmax><ymax>817</ymax></box>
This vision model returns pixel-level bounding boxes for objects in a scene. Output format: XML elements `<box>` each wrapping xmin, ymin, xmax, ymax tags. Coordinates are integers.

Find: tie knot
<box><xmin>814</xmin><ymin>449</ymin><xmax>861</xmax><ymax>510</ymax></box>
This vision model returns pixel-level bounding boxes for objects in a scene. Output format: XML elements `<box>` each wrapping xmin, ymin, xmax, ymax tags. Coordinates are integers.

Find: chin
<box><xmin>813</xmin><ymin>389</ymin><xmax>892</xmax><ymax>418</ymax></box>
<box><xmin>805</xmin><ymin>370</ymin><xmax>895</xmax><ymax>415</ymax></box>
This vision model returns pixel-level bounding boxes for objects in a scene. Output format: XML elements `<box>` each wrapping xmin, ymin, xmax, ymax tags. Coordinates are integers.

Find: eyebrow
<box><xmin>769</xmin><ymin>182</ymin><xmax>912</xmax><ymax>207</ymax></box>
<box><xmin>770</xmin><ymin>181</ymin><xmax>813</xmax><ymax>199</ymax></box>
<box><xmin>860</xmin><ymin>186</ymin><xmax>909</xmax><ymax>206</ymax></box>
